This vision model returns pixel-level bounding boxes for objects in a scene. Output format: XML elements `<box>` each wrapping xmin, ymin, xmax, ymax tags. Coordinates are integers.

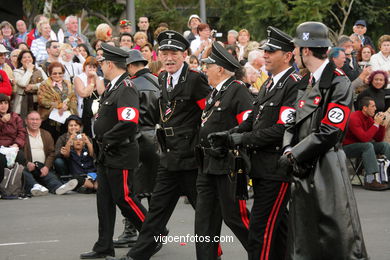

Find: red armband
<box><xmin>277</xmin><ymin>106</ymin><xmax>296</xmax><ymax>124</ymax></box>
<box><xmin>196</xmin><ymin>98</ymin><xmax>206</xmax><ymax>110</ymax></box>
<box><xmin>321</xmin><ymin>102</ymin><xmax>350</xmax><ymax>130</ymax></box>
<box><xmin>117</xmin><ymin>107</ymin><xmax>139</xmax><ymax>123</ymax></box>
<box><xmin>236</xmin><ymin>110</ymin><xmax>252</xmax><ymax>124</ymax></box>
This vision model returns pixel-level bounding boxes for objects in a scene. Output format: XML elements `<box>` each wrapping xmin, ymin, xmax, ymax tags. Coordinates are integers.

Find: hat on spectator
<box><xmin>126</xmin><ymin>49</ymin><xmax>147</xmax><ymax>66</ymax></box>
<box><xmin>0</xmin><ymin>44</ymin><xmax>9</xmax><ymax>53</ymax></box>
<box><xmin>260</xmin><ymin>26</ymin><xmax>294</xmax><ymax>52</ymax></box>
<box><xmin>202</xmin><ymin>42</ymin><xmax>241</xmax><ymax>72</ymax></box>
<box><xmin>157</xmin><ymin>30</ymin><xmax>190</xmax><ymax>52</ymax></box>
<box><xmin>354</xmin><ymin>20</ymin><xmax>367</xmax><ymax>27</ymax></box>
<box><xmin>119</xmin><ymin>19</ymin><xmax>131</xmax><ymax>27</ymax></box>
<box><xmin>100</xmin><ymin>43</ymin><xmax>129</xmax><ymax>63</ymax></box>
<box><xmin>187</xmin><ymin>14</ymin><xmax>202</xmax><ymax>29</ymax></box>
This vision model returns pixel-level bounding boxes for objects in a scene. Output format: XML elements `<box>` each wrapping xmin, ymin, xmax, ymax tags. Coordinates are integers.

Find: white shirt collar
<box><xmin>109</xmin><ymin>74</ymin><xmax>122</xmax><ymax>91</ymax></box>
<box><xmin>167</xmin><ymin>63</ymin><xmax>185</xmax><ymax>87</ymax></box>
<box><xmin>272</xmin><ymin>66</ymin><xmax>292</xmax><ymax>87</ymax></box>
<box><xmin>312</xmin><ymin>59</ymin><xmax>329</xmax><ymax>83</ymax></box>
<box><xmin>215</xmin><ymin>77</ymin><xmax>230</xmax><ymax>92</ymax></box>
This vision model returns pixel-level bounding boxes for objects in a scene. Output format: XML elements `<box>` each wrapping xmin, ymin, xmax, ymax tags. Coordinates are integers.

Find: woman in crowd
<box><xmin>59</xmin><ymin>43</ymin><xmax>83</xmax><ymax>83</ymax></box>
<box><xmin>73</xmin><ymin>43</ymin><xmax>90</xmax><ymax>64</ymax></box>
<box><xmin>13</xmin><ymin>50</ymin><xmax>47</xmax><ymax>118</ymax></box>
<box><xmin>30</xmin><ymin>20</ymin><xmax>52</xmax><ymax>64</ymax></box>
<box><xmin>357</xmin><ymin>45</ymin><xmax>376</xmax><ymax>69</ymax></box>
<box><xmin>237</xmin><ymin>29</ymin><xmax>251</xmax><ymax>61</ymax></box>
<box><xmin>133</xmin><ymin>32</ymin><xmax>149</xmax><ymax>50</ymax></box>
<box><xmin>38</xmin><ymin>62</ymin><xmax>77</xmax><ymax>141</ymax></box>
<box><xmin>0</xmin><ymin>21</ymin><xmax>19</xmax><ymax>50</ymax></box>
<box><xmin>95</xmin><ymin>23</ymin><xmax>112</xmax><ymax>43</ymax></box>
<box><xmin>9</xmin><ymin>49</ymin><xmax>21</xmax><ymax>69</ymax></box>
<box><xmin>357</xmin><ymin>70</ymin><xmax>389</xmax><ymax>112</ymax></box>
<box><xmin>370</xmin><ymin>35</ymin><xmax>390</xmax><ymax>87</ymax></box>
<box><xmin>149</xmin><ymin>60</ymin><xmax>163</xmax><ymax>75</ymax></box>
<box><xmin>190</xmin><ymin>23</ymin><xmax>212</xmax><ymax>60</ymax></box>
<box><xmin>0</xmin><ymin>94</ymin><xmax>27</xmax><ymax>180</ymax></box>
<box><xmin>140</xmin><ymin>42</ymin><xmax>157</xmax><ymax>65</ymax></box>
<box><xmin>16</xmin><ymin>42</ymin><xmax>29</xmax><ymax>51</ymax></box>
<box><xmin>188</xmin><ymin>55</ymin><xmax>201</xmax><ymax>71</ymax></box>
<box><xmin>73</xmin><ymin>56</ymin><xmax>104</xmax><ymax>137</ymax></box>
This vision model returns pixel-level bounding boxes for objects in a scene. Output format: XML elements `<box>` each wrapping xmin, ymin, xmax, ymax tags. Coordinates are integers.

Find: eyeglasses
<box><xmin>51</xmin><ymin>72</ymin><xmax>64</xmax><ymax>75</ymax></box>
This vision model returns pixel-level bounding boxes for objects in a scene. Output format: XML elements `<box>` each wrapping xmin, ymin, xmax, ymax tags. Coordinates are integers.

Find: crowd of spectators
<box><xmin>0</xmin><ymin>13</ymin><xmax>390</xmax><ymax>198</ymax></box>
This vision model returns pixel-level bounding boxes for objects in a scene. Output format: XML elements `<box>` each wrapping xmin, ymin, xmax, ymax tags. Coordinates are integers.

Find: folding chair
<box><xmin>347</xmin><ymin>157</ymin><xmax>364</xmax><ymax>186</ymax></box>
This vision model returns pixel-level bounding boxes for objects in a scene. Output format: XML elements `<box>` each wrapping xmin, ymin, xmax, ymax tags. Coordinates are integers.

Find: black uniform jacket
<box><xmin>199</xmin><ymin>77</ymin><xmax>253</xmax><ymax>175</ymax></box>
<box><xmin>131</xmin><ymin>68</ymin><xmax>160</xmax><ymax>129</ymax></box>
<box><xmin>235</xmin><ymin>67</ymin><xmax>300</xmax><ymax>181</ymax></box>
<box><xmin>94</xmin><ymin>72</ymin><xmax>140</xmax><ymax>169</ymax></box>
<box><xmin>158</xmin><ymin>63</ymin><xmax>210</xmax><ymax>171</ymax></box>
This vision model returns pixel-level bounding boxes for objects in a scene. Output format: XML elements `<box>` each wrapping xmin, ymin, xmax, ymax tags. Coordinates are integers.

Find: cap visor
<box><xmin>201</xmin><ymin>57</ymin><xmax>216</xmax><ymax>64</ymax></box>
<box><xmin>259</xmin><ymin>44</ymin><xmax>277</xmax><ymax>52</ymax></box>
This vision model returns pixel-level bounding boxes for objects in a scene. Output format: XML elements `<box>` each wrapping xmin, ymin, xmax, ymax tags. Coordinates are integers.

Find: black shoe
<box><xmin>80</xmin><ymin>251</ymin><xmax>114</xmax><ymax>259</ymax></box>
<box><xmin>113</xmin><ymin>235</ymin><xmax>138</xmax><ymax>248</ymax></box>
<box><xmin>113</xmin><ymin>218</ymin><xmax>138</xmax><ymax>248</ymax></box>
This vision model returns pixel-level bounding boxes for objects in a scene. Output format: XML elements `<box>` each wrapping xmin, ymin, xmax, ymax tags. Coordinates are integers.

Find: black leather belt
<box><xmin>163</xmin><ymin>125</ymin><xmax>197</xmax><ymax>137</ymax></box>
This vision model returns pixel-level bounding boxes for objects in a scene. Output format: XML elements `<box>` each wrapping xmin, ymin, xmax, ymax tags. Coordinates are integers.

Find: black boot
<box><xmin>113</xmin><ymin>218</ymin><xmax>138</xmax><ymax>248</ymax></box>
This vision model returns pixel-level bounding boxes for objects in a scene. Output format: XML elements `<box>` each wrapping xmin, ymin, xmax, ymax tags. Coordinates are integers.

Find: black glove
<box><xmin>229</xmin><ymin>133</ymin><xmax>243</xmax><ymax>147</ymax></box>
<box><xmin>208</xmin><ymin>131</ymin><xmax>230</xmax><ymax>149</ymax></box>
<box><xmin>287</xmin><ymin>153</ymin><xmax>312</xmax><ymax>179</ymax></box>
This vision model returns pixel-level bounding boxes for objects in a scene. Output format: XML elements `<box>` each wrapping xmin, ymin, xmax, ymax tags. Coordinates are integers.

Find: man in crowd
<box><xmin>80</xmin><ymin>43</ymin><xmax>148</xmax><ymax>259</ymax></box>
<box><xmin>40</xmin><ymin>40</ymin><xmax>61</xmax><ymax>74</ymax></box>
<box><xmin>112</xmin><ymin>49</ymin><xmax>160</xmax><ymax>248</ymax></box>
<box><xmin>195</xmin><ymin>41</ymin><xmax>253</xmax><ymax>259</ymax></box>
<box><xmin>281</xmin><ymin>21</ymin><xmax>368</xmax><ymax>259</ymax></box>
<box><xmin>328</xmin><ymin>47</ymin><xmax>347</xmax><ymax>69</ymax></box>
<box><xmin>119</xmin><ymin>20</ymin><xmax>133</xmax><ymax>35</ymax></box>
<box><xmin>119</xmin><ymin>33</ymin><xmax>134</xmax><ymax>49</ymax></box>
<box><xmin>15</xmin><ymin>20</ymin><xmax>28</xmax><ymax>43</ymax></box>
<box><xmin>245</xmin><ymin>49</ymin><xmax>268</xmax><ymax>91</ymax></box>
<box><xmin>137</xmin><ymin>17</ymin><xmax>153</xmax><ymax>44</ymax></box>
<box><xmin>63</xmin><ymin>15</ymin><xmax>92</xmax><ymax>52</ymax></box>
<box><xmin>108</xmin><ymin>30</ymin><xmax>210</xmax><ymax>260</ymax></box>
<box><xmin>337</xmin><ymin>35</ymin><xmax>361</xmax><ymax>81</ymax></box>
<box><xmin>23</xmin><ymin>111</ymin><xmax>78</xmax><ymax>196</ymax></box>
<box><xmin>209</xmin><ymin>26</ymin><xmax>300</xmax><ymax>260</ymax></box>
<box><xmin>185</xmin><ymin>14</ymin><xmax>202</xmax><ymax>43</ymax></box>
<box><xmin>343</xmin><ymin>96</ymin><xmax>390</xmax><ymax>190</ymax></box>
<box><xmin>353</xmin><ymin>20</ymin><xmax>375</xmax><ymax>50</ymax></box>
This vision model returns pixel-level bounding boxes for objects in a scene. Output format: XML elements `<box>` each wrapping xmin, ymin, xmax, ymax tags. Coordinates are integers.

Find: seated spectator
<box><xmin>0</xmin><ymin>69</ymin><xmax>12</xmax><ymax>96</ymax></box>
<box><xmin>237</xmin><ymin>29</ymin><xmax>251</xmax><ymax>61</ymax></box>
<box><xmin>0</xmin><ymin>94</ymin><xmax>26</xmax><ymax>172</ymax></box>
<box><xmin>328</xmin><ymin>47</ymin><xmax>346</xmax><ymax>69</ymax></box>
<box><xmin>23</xmin><ymin>110</ymin><xmax>78</xmax><ymax>196</ymax></box>
<box><xmin>356</xmin><ymin>70</ymin><xmax>388</xmax><ymax>112</ymax></box>
<box><xmin>343</xmin><ymin>97</ymin><xmax>390</xmax><ymax>190</ymax></box>
<box><xmin>73</xmin><ymin>43</ymin><xmax>90</xmax><ymax>64</ymax></box>
<box><xmin>185</xmin><ymin>14</ymin><xmax>202</xmax><ymax>43</ymax></box>
<box><xmin>140</xmin><ymin>43</ymin><xmax>156</xmax><ymax>64</ymax></box>
<box><xmin>0</xmin><ymin>44</ymin><xmax>14</xmax><ymax>85</ymax></box>
<box><xmin>95</xmin><ymin>23</ymin><xmax>112</xmax><ymax>42</ymax></box>
<box><xmin>245</xmin><ymin>49</ymin><xmax>268</xmax><ymax>91</ymax></box>
<box><xmin>353</xmin><ymin>20</ymin><xmax>375</xmax><ymax>50</ymax></box>
<box><xmin>188</xmin><ymin>55</ymin><xmax>201</xmax><ymax>71</ymax></box>
<box><xmin>15</xmin><ymin>20</ymin><xmax>29</xmax><ymax>43</ymax></box>
<box><xmin>30</xmin><ymin>20</ymin><xmax>53</xmax><ymax>65</ymax></box>
<box><xmin>337</xmin><ymin>35</ymin><xmax>361</xmax><ymax>81</ymax></box>
<box><xmin>59</xmin><ymin>43</ymin><xmax>83</xmax><ymax>83</ymax></box>
<box><xmin>13</xmin><ymin>50</ymin><xmax>47</xmax><ymax>118</ymax></box>
<box><xmin>225</xmin><ymin>30</ymin><xmax>238</xmax><ymax>45</ymax></box>
<box><xmin>119</xmin><ymin>33</ymin><xmax>134</xmax><ymax>49</ymax></box>
<box><xmin>16</xmin><ymin>42</ymin><xmax>29</xmax><ymax>51</ymax></box>
<box><xmin>357</xmin><ymin>45</ymin><xmax>375</xmax><ymax>69</ymax></box>
<box><xmin>133</xmin><ymin>31</ymin><xmax>149</xmax><ymax>51</ymax></box>
<box><xmin>370</xmin><ymin>35</ymin><xmax>390</xmax><ymax>86</ymax></box>
<box><xmin>118</xmin><ymin>19</ymin><xmax>132</xmax><ymax>35</ymax></box>
<box><xmin>38</xmin><ymin>62</ymin><xmax>77</xmax><ymax>141</ymax></box>
<box><xmin>73</xmin><ymin>57</ymin><xmax>104</xmax><ymax>136</ymax></box>
<box><xmin>60</xmin><ymin>132</ymin><xmax>97</xmax><ymax>193</ymax></box>
<box><xmin>63</xmin><ymin>15</ymin><xmax>92</xmax><ymax>52</ymax></box>
<box><xmin>350</xmin><ymin>33</ymin><xmax>362</xmax><ymax>54</ymax></box>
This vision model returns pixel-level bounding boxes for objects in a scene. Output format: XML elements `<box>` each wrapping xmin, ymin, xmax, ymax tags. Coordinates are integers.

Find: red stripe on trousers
<box><xmin>260</xmin><ymin>182</ymin><xmax>288</xmax><ymax>260</ymax></box>
<box><xmin>122</xmin><ymin>169</ymin><xmax>145</xmax><ymax>222</ymax></box>
<box><xmin>264</xmin><ymin>183</ymin><xmax>288</xmax><ymax>260</ymax></box>
<box><xmin>239</xmin><ymin>199</ymin><xmax>250</xmax><ymax>229</ymax></box>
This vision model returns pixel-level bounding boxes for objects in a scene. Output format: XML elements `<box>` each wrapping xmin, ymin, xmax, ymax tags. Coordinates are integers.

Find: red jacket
<box><xmin>0</xmin><ymin>112</ymin><xmax>27</xmax><ymax>148</ymax></box>
<box><xmin>343</xmin><ymin>110</ymin><xmax>385</xmax><ymax>145</ymax></box>
<box><xmin>0</xmin><ymin>69</ymin><xmax>12</xmax><ymax>96</ymax></box>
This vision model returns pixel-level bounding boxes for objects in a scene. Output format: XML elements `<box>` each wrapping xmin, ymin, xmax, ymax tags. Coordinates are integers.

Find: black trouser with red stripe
<box><xmin>248</xmin><ymin>178</ymin><xmax>290</xmax><ymax>260</ymax></box>
<box><xmin>128</xmin><ymin>167</ymin><xmax>198</xmax><ymax>260</ymax></box>
<box><xmin>195</xmin><ymin>171</ymin><xmax>250</xmax><ymax>260</ymax></box>
<box><xmin>92</xmin><ymin>165</ymin><xmax>148</xmax><ymax>255</ymax></box>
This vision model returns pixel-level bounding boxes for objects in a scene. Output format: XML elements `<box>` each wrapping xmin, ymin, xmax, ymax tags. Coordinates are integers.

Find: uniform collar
<box><xmin>272</xmin><ymin>66</ymin><xmax>292</xmax><ymax>86</ymax></box>
<box><xmin>312</xmin><ymin>59</ymin><xmax>329</xmax><ymax>83</ymax></box>
<box><xmin>109</xmin><ymin>74</ymin><xmax>122</xmax><ymax>91</ymax></box>
<box><xmin>215</xmin><ymin>77</ymin><xmax>230</xmax><ymax>92</ymax></box>
<box><xmin>167</xmin><ymin>63</ymin><xmax>185</xmax><ymax>87</ymax></box>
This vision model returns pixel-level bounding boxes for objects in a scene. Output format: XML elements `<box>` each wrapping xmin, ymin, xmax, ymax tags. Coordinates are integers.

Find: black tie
<box><xmin>167</xmin><ymin>76</ymin><xmax>173</xmax><ymax>92</ymax></box>
<box><xmin>265</xmin><ymin>78</ymin><xmax>273</xmax><ymax>94</ymax></box>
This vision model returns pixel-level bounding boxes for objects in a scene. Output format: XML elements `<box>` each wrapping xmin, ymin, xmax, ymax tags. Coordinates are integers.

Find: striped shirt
<box><xmin>31</xmin><ymin>37</ymin><xmax>49</xmax><ymax>65</ymax></box>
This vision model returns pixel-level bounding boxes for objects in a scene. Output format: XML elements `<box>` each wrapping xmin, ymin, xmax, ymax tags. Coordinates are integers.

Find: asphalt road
<box><xmin>0</xmin><ymin>186</ymin><xmax>389</xmax><ymax>260</ymax></box>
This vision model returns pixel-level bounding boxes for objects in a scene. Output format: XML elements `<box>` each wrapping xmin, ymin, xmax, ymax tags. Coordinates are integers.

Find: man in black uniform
<box><xmin>80</xmin><ymin>43</ymin><xmax>148</xmax><ymax>259</ymax></box>
<box><xmin>281</xmin><ymin>21</ymin><xmax>368</xmax><ymax>260</ymax></box>
<box><xmin>113</xmin><ymin>50</ymin><xmax>160</xmax><ymax>248</ymax></box>
<box><xmin>107</xmin><ymin>31</ymin><xmax>210</xmax><ymax>260</ymax></box>
<box><xmin>209</xmin><ymin>27</ymin><xmax>300</xmax><ymax>260</ymax></box>
<box><xmin>195</xmin><ymin>42</ymin><xmax>253</xmax><ymax>260</ymax></box>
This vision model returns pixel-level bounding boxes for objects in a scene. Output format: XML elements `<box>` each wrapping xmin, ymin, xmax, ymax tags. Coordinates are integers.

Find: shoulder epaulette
<box><xmin>233</xmin><ymin>80</ymin><xmax>246</xmax><ymax>86</ymax></box>
<box><xmin>334</xmin><ymin>68</ymin><xmax>346</xmax><ymax>76</ymax></box>
<box><xmin>289</xmin><ymin>73</ymin><xmax>302</xmax><ymax>82</ymax></box>
<box><xmin>123</xmin><ymin>77</ymin><xmax>133</xmax><ymax>87</ymax></box>
<box><xmin>130</xmin><ymin>75</ymin><xmax>137</xmax><ymax>79</ymax></box>
<box><xmin>152</xmin><ymin>73</ymin><xmax>159</xmax><ymax>77</ymax></box>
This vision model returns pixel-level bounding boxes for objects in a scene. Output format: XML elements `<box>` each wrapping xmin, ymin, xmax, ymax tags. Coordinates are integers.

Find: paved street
<box><xmin>0</xmin><ymin>186</ymin><xmax>389</xmax><ymax>260</ymax></box>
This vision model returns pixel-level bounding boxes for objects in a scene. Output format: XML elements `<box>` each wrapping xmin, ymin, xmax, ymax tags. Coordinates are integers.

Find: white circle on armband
<box><xmin>122</xmin><ymin>107</ymin><xmax>136</xmax><ymax>120</ymax></box>
<box><xmin>327</xmin><ymin>107</ymin><xmax>344</xmax><ymax>124</ymax></box>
